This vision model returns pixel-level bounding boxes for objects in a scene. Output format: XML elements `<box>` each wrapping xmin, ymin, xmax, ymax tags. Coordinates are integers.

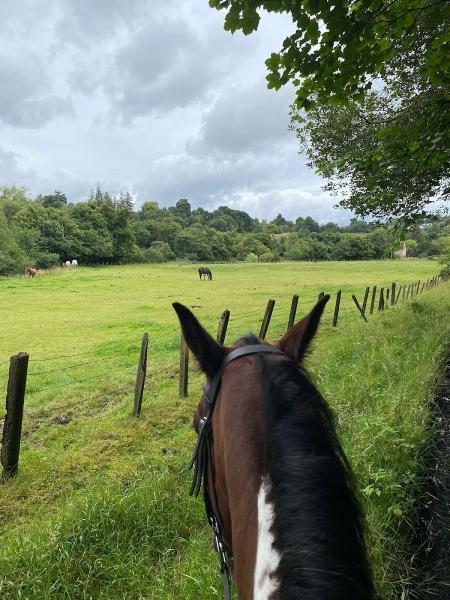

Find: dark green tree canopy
<box><xmin>210</xmin><ymin>0</ymin><xmax>449</xmax><ymax>108</ymax></box>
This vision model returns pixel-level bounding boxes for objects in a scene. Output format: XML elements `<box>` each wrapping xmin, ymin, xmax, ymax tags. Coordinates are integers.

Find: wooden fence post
<box><xmin>217</xmin><ymin>309</ymin><xmax>230</xmax><ymax>345</ymax></box>
<box><xmin>1</xmin><ymin>353</ymin><xmax>29</xmax><ymax>477</ymax></box>
<box><xmin>333</xmin><ymin>291</ymin><xmax>341</xmax><ymax>327</ymax></box>
<box><xmin>391</xmin><ymin>282</ymin><xmax>396</xmax><ymax>306</ymax></box>
<box><xmin>395</xmin><ymin>285</ymin><xmax>402</xmax><ymax>304</ymax></box>
<box><xmin>378</xmin><ymin>288</ymin><xmax>385</xmax><ymax>311</ymax></box>
<box><xmin>287</xmin><ymin>295</ymin><xmax>299</xmax><ymax>330</ymax></box>
<box><xmin>402</xmin><ymin>285</ymin><xmax>406</xmax><ymax>302</ymax></box>
<box><xmin>179</xmin><ymin>336</ymin><xmax>189</xmax><ymax>398</ymax></box>
<box><xmin>133</xmin><ymin>334</ymin><xmax>148</xmax><ymax>417</ymax></box>
<box><xmin>385</xmin><ymin>288</ymin><xmax>390</xmax><ymax>305</ymax></box>
<box><xmin>352</xmin><ymin>295</ymin><xmax>368</xmax><ymax>322</ymax></box>
<box><xmin>416</xmin><ymin>280</ymin><xmax>420</xmax><ymax>294</ymax></box>
<box><xmin>370</xmin><ymin>286</ymin><xmax>377</xmax><ymax>315</ymax></box>
<box><xmin>259</xmin><ymin>299</ymin><xmax>275</xmax><ymax>339</ymax></box>
<box><xmin>362</xmin><ymin>287</ymin><xmax>370</xmax><ymax>316</ymax></box>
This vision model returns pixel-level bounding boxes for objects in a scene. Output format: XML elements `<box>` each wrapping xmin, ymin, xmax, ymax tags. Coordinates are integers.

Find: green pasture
<box><xmin>0</xmin><ymin>260</ymin><xmax>448</xmax><ymax>599</ymax></box>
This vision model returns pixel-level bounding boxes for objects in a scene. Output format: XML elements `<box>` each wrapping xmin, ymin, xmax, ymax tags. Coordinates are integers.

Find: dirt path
<box><xmin>412</xmin><ymin>360</ymin><xmax>449</xmax><ymax>599</ymax></box>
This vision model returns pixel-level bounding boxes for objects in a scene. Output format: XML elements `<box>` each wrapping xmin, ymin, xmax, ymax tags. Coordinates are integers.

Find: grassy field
<box><xmin>0</xmin><ymin>260</ymin><xmax>448</xmax><ymax>599</ymax></box>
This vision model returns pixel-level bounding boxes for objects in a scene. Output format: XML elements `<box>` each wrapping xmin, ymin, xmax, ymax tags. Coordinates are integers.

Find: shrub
<box><xmin>245</xmin><ymin>252</ymin><xmax>258</xmax><ymax>263</ymax></box>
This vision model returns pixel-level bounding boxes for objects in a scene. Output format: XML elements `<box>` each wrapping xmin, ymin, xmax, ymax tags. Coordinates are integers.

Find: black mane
<box><xmin>261</xmin><ymin>355</ymin><xmax>376</xmax><ymax>599</ymax></box>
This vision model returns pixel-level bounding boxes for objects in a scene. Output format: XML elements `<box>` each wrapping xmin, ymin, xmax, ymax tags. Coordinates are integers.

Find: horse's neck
<box><xmin>214</xmin><ymin>375</ymin><xmax>271</xmax><ymax>600</ymax></box>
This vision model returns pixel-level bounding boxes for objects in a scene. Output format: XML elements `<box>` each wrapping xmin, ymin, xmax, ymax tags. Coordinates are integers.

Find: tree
<box><xmin>211</xmin><ymin>1</ymin><xmax>450</xmax><ymax>221</ymax></box>
<box><xmin>210</xmin><ymin>1</ymin><xmax>449</xmax><ymax>108</ymax></box>
<box><xmin>40</xmin><ymin>191</ymin><xmax>67</xmax><ymax>208</ymax></box>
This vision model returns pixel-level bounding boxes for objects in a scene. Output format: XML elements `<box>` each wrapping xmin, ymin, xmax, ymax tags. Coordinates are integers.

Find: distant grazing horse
<box><xmin>64</xmin><ymin>260</ymin><xmax>71</xmax><ymax>268</ymax></box>
<box><xmin>25</xmin><ymin>266</ymin><xmax>37</xmax><ymax>277</ymax></box>
<box><xmin>198</xmin><ymin>267</ymin><xmax>212</xmax><ymax>280</ymax></box>
<box><xmin>71</xmin><ymin>259</ymin><xmax>78</xmax><ymax>268</ymax></box>
<box><xmin>173</xmin><ymin>298</ymin><xmax>375</xmax><ymax>600</ymax></box>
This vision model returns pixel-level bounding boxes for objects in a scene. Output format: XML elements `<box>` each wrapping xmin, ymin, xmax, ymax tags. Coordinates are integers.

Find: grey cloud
<box><xmin>105</xmin><ymin>19</ymin><xmax>238</xmax><ymax>119</ymax></box>
<box><xmin>193</xmin><ymin>82</ymin><xmax>293</xmax><ymax>155</ymax></box>
<box><xmin>0</xmin><ymin>56</ymin><xmax>72</xmax><ymax>128</ymax></box>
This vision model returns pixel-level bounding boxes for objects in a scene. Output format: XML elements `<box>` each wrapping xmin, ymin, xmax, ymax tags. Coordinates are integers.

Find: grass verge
<box><xmin>0</xmin><ymin>282</ymin><xmax>448</xmax><ymax>599</ymax></box>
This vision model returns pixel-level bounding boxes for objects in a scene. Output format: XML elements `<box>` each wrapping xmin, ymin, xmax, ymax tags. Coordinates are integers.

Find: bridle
<box><xmin>188</xmin><ymin>344</ymin><xmax>285</xmax><ymax>600</ymax></box>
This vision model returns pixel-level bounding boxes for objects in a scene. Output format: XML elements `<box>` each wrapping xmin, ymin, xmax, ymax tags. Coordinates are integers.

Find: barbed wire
<box><xmin>28</xmin><ymin>351</ymin><xmax>137</xmax><ymax>376</ymax></box>
<box><xmin>30</xmin><ymin>363</ymin><xmax>136</xmax><ymax>394</ymax></box>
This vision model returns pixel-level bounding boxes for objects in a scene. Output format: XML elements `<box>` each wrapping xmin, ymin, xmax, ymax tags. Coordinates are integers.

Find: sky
<box><xmin>0</xmin><ymin>0</ymin><xmax>354</xmax><ymax>224</ymax></box>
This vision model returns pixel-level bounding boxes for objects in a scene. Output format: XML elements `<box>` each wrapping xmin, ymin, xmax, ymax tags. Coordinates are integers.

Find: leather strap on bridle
<box><xmin>188</xmin><ymin>344</ymin><xmax>285</xmax><ymax>600</ymax></box>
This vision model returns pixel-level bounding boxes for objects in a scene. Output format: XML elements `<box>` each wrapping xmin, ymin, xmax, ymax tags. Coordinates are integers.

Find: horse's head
<box><xmin>173</xmin><ymin>299</ymin><xmax>375</xmax><ymax>600</ymax></box>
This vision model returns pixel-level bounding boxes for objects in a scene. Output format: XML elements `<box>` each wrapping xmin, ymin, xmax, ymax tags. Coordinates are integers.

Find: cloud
<box><xmin>192</xmin><ymin>81</ymin><xmax>293</xmax><ymax>155</ymax></box>
<box><xmin>221</xmin><ymin>188</ymin><xmax>353</xmax><ymax>224</ymax></box>
<box><xmin>0</xmin><ymin>55</ymin><xmax>72</xmax><ymax>128</ymax></box>
<box><xmin>0</xmin><ymin>1</ymin><xmax>355</xmax><ymax>224</ymax></box>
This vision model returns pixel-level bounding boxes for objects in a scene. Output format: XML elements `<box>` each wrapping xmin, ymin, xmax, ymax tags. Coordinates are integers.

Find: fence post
<box><xmin>179</xmin><ymin>336</ymin><xmax>189</xmax><ymax>398</ymax></box>
<box><xmin>370</xmin><ymin>286</ymin><xmax>377</xmax><ymax>315</ymax></box>
<box><xmin>217</xmin><ymin>309</ymin><xmax>230</xmax><ymax>345</ymax></box>
<box><xmin>287</xmin><ymin>295</ymin><xmax>299</xmax><ymax>330</ymax></box>
<box><xmin>333</xmin><ymin>291</ymin><xmax>342</xmax><ymax>327</ymax></box>
<box><xmin>395</xmin><ymin>285</ymin><xmax>402</xmax><ymax>304</ymax></box>
<box><xmin>386</xmin><ymin>288</ymin><xmax>390</xmax><ymax>305</ymax></box>
<box><xmin>362</xmin><ymin>287</ymin><xmax>370</xmax><ymax>316</ymax></box>
<box><xmin>1</xmin><ymin>353</ymin><xmax>29</xmax><ymax>478</ymax></box>
<box><xmin>133</xmin><ymin>334</ymin><xmax>148</xmax><ymax>417</ymax></box>
<box><xmin>352</xmin><ymin>295</ymin><xmax>368</xmax><ymax>322</ymax></box>
<box><xmin>378</xmin><ymin>288</ymin><xmax>385</xmax><ymax>311</ymax></box>
<box><xmin>391</xmin><ymin>282</ymin><xmax>396</xmax><ymax>306</ymax></box>
<box><xmin>259</xmin><ymin>299</ymin><xmax>275</xmax><ymax>339</ymax></box>
<box><xmin>416</xmin><ymin>280</ymin><xmax>420</xmax><ymax>294</ymax></box>
<box><xmin>406</xmin><ymin>284</ymin><xmax>411</xmax><ymax>300</ymax></box>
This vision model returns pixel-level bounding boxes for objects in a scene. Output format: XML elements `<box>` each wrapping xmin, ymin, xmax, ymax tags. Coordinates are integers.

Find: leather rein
<box><xmin>188</xmin><ymin>344</ymin><xmax>285</xmax><ymax>600</ymax></box>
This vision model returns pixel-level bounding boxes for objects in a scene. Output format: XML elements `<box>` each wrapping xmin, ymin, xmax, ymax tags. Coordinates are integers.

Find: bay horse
<box><xmin>198</xmin><ymin>267</ymin><xmax>212</xmax><ymax>281</ymax></box>
<box><xmin>173</xmin><ymin>298</ymin><xmax>376</xmax><ymax>600</ymax></box>
<box><xmin>25</xmin><ymin>266</ymin><xmax>37</xmax><ymax>277</ymax></box>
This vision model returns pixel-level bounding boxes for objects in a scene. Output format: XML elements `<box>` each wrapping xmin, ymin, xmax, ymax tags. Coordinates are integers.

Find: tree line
<box><xmin>0</xmin><ymin>186</ymin><xmax>448</xmax><ymax>275</ymax></box>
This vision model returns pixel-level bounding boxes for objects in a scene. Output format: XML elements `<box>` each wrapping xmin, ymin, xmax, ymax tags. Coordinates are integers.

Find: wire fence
<box><xmin>0</xmin><ymin>274</ymin><xmax>444</xmax><ymax>476</ymax></box>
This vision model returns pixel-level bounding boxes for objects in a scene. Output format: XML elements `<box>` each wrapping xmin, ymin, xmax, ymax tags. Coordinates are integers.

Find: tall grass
<box><xmin>0</xmin><ymin>264</ymin><xmax>448</xmax><ymax>598</ymax></box>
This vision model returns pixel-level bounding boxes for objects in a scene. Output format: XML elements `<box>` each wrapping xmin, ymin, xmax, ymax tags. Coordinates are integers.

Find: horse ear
<box><xmin>278</xmin><ymin>295</ymin><xmax>330</xmax><ymax>363</ymax></box>
<box><xmin>173</xmin><ymin>303</ymin><xmax>226</xmax><ymax>378</ymax></box>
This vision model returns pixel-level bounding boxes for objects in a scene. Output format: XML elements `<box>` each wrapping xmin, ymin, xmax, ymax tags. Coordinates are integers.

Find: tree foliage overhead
<box><xmin>210</xmin><ymin>0</ymin><xmax>450</xmax><ymax>221</ymax></box>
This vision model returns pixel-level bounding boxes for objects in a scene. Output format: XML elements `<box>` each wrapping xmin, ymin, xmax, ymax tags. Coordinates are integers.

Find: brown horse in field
<box><xmin>174</xmin><ymin>298</ymin><xmax>375</xmax><ymax>600</ymax></box>
<box><xmin>25</xmin><ymin>266</ymin><xmax>37</xmax><ymax>277</ymax></box>
<box><xmin>198</xmin><ymin>267</ymin><xmax>212</xmax><ymax>280</ymax></box>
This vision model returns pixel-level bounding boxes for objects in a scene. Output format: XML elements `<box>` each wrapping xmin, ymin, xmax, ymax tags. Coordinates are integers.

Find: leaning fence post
<box><xmin>1</xmin><ymin>353</ymin><xmax>29</xmax><ymax>478</ymax></box>
<box><xmin>402</xmin><ymin>285</ymin><xmax>406</xmax><ymax>302</ymax></box>
<box><xmin>378</xmin><ymin>288</ymin><xmax>385</xmax><ymax>311</ymax></box>
<box><xmin>361</xmin><ymin>287</ymin><xmax>370</xmax><ymax>316</ymax></box>
<box><xmin>217</xmin><ymin>309</ymin><xmax>230</xmax><ymax>345</ymax></box>
<box><xmin>133</xmin><ymin>333</ymin><xmax>148</xmax><ymax>417</ymax></box>
<box><xmin>259</xmin><ymin>299</ymin><xmax>275</xmax><ymax>339</ymax></box>
<box><xmin>370</xmin><ymin>286</ymin><xmax>377</xmax><ymax>315</ymax></box>
<box><xmin>333</xmin><ymin>291</ymin><xmax>342</xmax><ymax>327</ymax></box>
<box><xmin>352</xmin><ymin>295</ymin><xmax>368</xmax><ymax>322</ymax></box>
<box><xmin>391</xmin><ymin>283</ymin><xmax>396</xmax><ymax>306</ymax></box>
<box><xmin>179</xmin><ymin>336</ymin><xmax>189</xmax><ymax>398</ymax></box>
<box><xmin>395</xmin><ymin>285</ymin><xmax>402</xmax><ymax>304</ymax></box>
<box><xmin>385</xmin><ymin>288</ymin><xmax>390</xmax><ymax>305</ymax></box>
<box><xmin>287</xmin><ymin>295</ymin><xmax>299</xmax><ymax>330</ymax></box>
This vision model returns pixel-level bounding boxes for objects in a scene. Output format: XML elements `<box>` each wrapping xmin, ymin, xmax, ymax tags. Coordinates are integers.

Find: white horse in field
<box><xmin>71</xmin><ymin>259</ymin><xmax>78</xmax><ymax>267</ymax></box>
<box><xmin>64</xmin><ymin>260</ymin><xmax>71</xmax><ymax>268</ymax></box>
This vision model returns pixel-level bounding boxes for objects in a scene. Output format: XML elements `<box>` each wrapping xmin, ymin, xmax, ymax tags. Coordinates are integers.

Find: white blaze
<box><xmin>253</xmin><ymin>476</ymin><xmax>281</xmax><ymax>599</ymax></box>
